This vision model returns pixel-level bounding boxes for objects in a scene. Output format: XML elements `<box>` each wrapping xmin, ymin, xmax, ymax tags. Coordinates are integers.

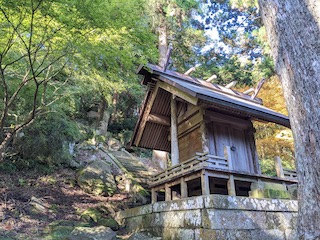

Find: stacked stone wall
<box><xmin>115</xmin><ymin>195</ymin><xmax>298</xmax><ymax>240</ymax></box>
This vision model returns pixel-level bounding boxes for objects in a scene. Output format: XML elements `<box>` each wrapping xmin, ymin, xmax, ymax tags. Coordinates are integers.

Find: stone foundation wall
<box><xmin>115</xmin><ymin>195</ymin><xmax>298</xmax><ymax>240</ymax></box>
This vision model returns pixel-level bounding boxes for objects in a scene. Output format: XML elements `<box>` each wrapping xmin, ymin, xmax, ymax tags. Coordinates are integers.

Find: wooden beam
<box><xmin>165</xmin><ymin>183</ymin><xmax>171</xmax><ymax>201</ymax></box>
<box><xmin>274</xmin><ymin>156</ymin><xmax>284</xmax><ymax>178</ymax></box>
<box><xmin>228</xmin><ymin>175</ymin><xmax>236</xmax><ymax>196</ymax></box>
<box><xmin>181</xmin><ymin>178</ymin><xmax>188</xmax><ymax>198</ymax></box>
<box><xmin>163</xmin><ymin>43</ymin><xmax>172</xmax><ymax>72</ymax></box>
<box><xmin>151</xmin><ymin>188</ymin><xmax>157</xmax><ymax>204</ymax></box>
<box><xmin>134</xmin><ymin>82</ymin><xmax>160</xmax><ymax>146</ymax></box>
<box><xmin>251</xmin><ymin>78</ymin><xmax>266</xmax><ymax>99</ymax></box>
<box><xmin>225</xmin><ymin>81</ymin><xmax>238</xmax><ymax>89</ymax></box>
<box><xmin>204</xmin><ymin>110</ymin><xmax>251</xmax><ymax>129</ymax></box>
<box><xmin>178</xmin><ymin>111</ymin><xmax>203</xmax><ymax>136</ymax></box>
<box><xmin>177</xmin><ymin>105</ymin><xmax>200</xmax><ymax>124</ymax></box>
<box><xmin>171</xmin><ymin>95</ymin><xmax>180</xmax><ymax>166</ymax></box>
<box><xmin>147</xmin><ymin>113</ymin><xmax>170</xmax><ymax>126</ymax></box>
<box><xmin>225</xmin><ymin>146</ymin><xmax>236</xmax><ymax>196</ymax></box>
<box><xmin>206</xmin><ymin>74</ymin><xmax>217</xmax><ymax>82</ymax></box>
<box><xmin>184</xmin><ymin>67</ymin><xmax>196</xmax><ymax>75</ymax></box>
<box><xmin>158</xmin><ymin>81</ymin><xmax>198</xmax><ymax>106</ymax></box>
<box><xmin>201</xmin><ymin>170</ymin><xmax>210</xmax><ymax>195</ymax></box>
<box><xmin>247</xmin><ymin>124</ymin><xmax>261</xmax><ymax>174</ymax></box>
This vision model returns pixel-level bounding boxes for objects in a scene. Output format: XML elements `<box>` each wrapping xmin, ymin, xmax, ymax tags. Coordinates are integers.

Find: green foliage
<box><xmin>15</xmin><ymin>113</ymin><xmax>82</xmax><ymax>165</ymax></box>
<box><xmin>0</xmin><ymin>0</ymin><xmax>159</xmax><ymax>162</ymax></box>
<box><xmin>194</xmin><ymin>0</ymin><xmax>275</xmax><ymax>86</ymax></box>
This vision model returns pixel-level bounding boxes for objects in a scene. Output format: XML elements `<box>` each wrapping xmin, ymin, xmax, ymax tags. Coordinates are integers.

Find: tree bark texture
<box><xmin>152</xmin><ymin>3</ymin><xmax>169</xmax><ymax>169</ymax></box>
<box><xmin>259</xmin><ymin>0</ymin><xmax>320</xmax><ymax>238</ymax></box>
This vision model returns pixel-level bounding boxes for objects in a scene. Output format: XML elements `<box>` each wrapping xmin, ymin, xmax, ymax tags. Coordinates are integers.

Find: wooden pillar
<box><xmin>151</xmin><ymin>188</ymin><xmax>157</xmax><ymax>204</ymax></box>
<box><xmin>171</xmin><ymin>95</ymin><xmax>179</xmax><ymax>166</ymax></box>
<box><xmin>247</xmin><ymin>126</ymin><xmax>261</xmax><ymax>174</ymax></box>
<box><xmin>225</xmin><ymin>146</ymin><xmax>236</xmax><ymax>196</ymax></box>
<box><xmin>274</xmin><ymin>156</ymin><xmax>284</xmax><ymax>178</ymax></box>
<box><xmin>227</xmin><ymin>175</ymin><xmax>236</xmax><ymax>196</ymax></box>
<box><xmin>165</xmin><ymin>184</ymin><xmax>171</xmax><ymax>201</ymax></box>
<box><xmin>181</xmin><ymin>178</ymin><xmax>188</xmax><ymax>198</ymax></box>
<box><xmin>201</xmin><ymin>170</ymin><xmax>210</xmax><ymax>195</ymax></box>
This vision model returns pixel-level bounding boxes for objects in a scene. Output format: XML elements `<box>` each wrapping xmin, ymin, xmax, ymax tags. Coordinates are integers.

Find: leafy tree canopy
<box><xmin>0</xmin><ymin>0</ymin><xmax>158</xmax><ymax>161</ymax></box>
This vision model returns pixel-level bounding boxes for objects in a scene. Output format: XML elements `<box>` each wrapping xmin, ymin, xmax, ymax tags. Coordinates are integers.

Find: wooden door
<box><xmin>208</xmin><ymin>123</ymin><xmax>253</xmax><ymax>173</ymax></box>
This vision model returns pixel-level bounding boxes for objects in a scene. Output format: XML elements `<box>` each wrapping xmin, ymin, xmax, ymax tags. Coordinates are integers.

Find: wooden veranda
<box><xmin>149</xmin><ymin>148</ymin><xmax>297</xmax><ymax>203</ymax></box>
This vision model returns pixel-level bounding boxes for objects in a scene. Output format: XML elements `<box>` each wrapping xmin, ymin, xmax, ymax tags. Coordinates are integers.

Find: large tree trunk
<box><xmin>152</xmin><ymin>3</ymin><xmax>169</xmax><ymax>170</ymax></box>
<box><xmin>259</xmin><ymin>0</ymin><xmax>320</xmax><ymax>238</ymax></box>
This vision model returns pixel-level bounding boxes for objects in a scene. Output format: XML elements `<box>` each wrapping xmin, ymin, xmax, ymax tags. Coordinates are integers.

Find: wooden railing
<box><xmin>274</xmin><ymin>156</ymin><xmax>297</xmax><ymax>180</ymax></box>
<box><xmin>151</xmin><ymin>151</ymin><xmax>298</xmax><ymax>186</ymax></box>
<box><xmin>283</xmin><ymin>168</ymin><xmax>298</xmax><ymax>179</ymax></box>
<box><xmin>151</xmin><ymin>151</ymin><xmax>231</xmax><ymax>185</ymax></box>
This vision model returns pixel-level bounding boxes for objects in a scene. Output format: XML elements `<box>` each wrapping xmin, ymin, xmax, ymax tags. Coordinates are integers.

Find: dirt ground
<box><xmin>0</xmin><ymin>168</ymin><xmax>129</xmax><ymax>239</ymax></box>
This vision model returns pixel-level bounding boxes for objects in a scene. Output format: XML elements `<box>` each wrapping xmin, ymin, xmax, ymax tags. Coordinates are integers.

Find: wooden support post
<box><xmin>228</xmin><ymin>175</ymin><xmax>236</xmax><ymax>196</ymax></box>
<box><xmin>151</xmin><ymin>188</ymin><xmax>157</xmax><ymax>204</ymax></box>
<box><xmin>201</xmin><ymin>170</ymin><xmax>210</xmax><ymax>195</ymax></box>
<box><xmin>225</xmin><ymin>146</ymin><xmax>236</xmax><ymax>196</ymax></box>
<box><xmin>171</xmin><ymin>95</ymin><xmax>179</xmax><ymax>166</ymax></box>
<box><xmin>181</xmin><ymin>178</ymin><xmax>188</xmax><ymax>198</ymax></box>
<box><xmin>165</xmin><ymin>184</ymin><xmax>171</xmax><ymax>201</ymax></box>
<box><xmin>274</xmin><ymin>156</ymin><xmax>284</xmax><ymax>178</ymax></box>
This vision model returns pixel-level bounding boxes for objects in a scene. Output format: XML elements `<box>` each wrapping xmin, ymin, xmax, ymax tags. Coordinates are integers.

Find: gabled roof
<box><xmin>131</xmin><ymin>64</ymin><xmax>290</xmax><ymax>151</ymax></box>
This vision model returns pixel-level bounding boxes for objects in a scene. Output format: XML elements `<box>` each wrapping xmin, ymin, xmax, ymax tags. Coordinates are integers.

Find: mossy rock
<box><xmin>77</xmin><ymin>160</ymin><xmax>117</xmax><ymax>196</ymax></box>
<box><xmin>44</xmin><ymin>220</ymin><xmax>90</xmax><ymax>240</ymax></box>
<box><xmin>98</xmin><ymin>217</ymin><xmax>119</xmax><ymax>231</ymax></box>
<box><xmin>68</xmin><ymin>226</ymin><xmax>116</xmax><ymax>240</ymax></box>
<box><xmin>265</xmin><ymin>189</ymin><xmax>291</xmax><ymax>199</ymax></box>
<box><xmin>45</xmin><ymin>225</ymin><xmax>74</xmax><ymax>240</ymax></box>
<box><xmin>81</xmin><ymin>208</ymin><xmax>103</xmax><ymax>223</ymax></box>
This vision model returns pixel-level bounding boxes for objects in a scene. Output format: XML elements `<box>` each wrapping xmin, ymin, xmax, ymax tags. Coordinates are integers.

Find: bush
<box><xmin>15</xmin><ymin>113</ymin><xmax>82</xmax><ymax>166</ymax></box>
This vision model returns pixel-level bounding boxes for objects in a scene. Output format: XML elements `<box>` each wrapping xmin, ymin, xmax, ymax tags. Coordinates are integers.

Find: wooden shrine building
<box><xmin>131</xmin><ymin>63</ymin><xmax>297</xmax><ymax>203</ymax></box>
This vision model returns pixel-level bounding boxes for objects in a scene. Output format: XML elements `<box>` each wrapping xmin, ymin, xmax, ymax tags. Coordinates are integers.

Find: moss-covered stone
<box><xmin>265</xmin><ymin>189</ymin><xmax>291</xmax><ymax>199</ymax></box>
<box><xmin>68</xmin><ymin>226</ymin><xmax>116</xmax><ymax>240</ymax></box>
<box><xmin>44</xmin><ymin>220</ymin><xmax>90</xmax><ymax>240</ymax></box>
<box><xmin>250</xmin><ymin>182</ymin><xmax>290</xmax><ymax>199</ymax></box>
<box><xmin>97</xmin><ymin>217</ymin><xmax>119</xmax><ymax>231</ymax></box>
<box><xmin>77</xmin><ymin>160</ymin><xmax>117</xmax><ymax>196</ymax></box>
<box><xmin>81</xmin><ymin>208</ymin><xmax>102</xmax><ymax>223</ymax></box>
<box><xmin>45</xmin><ymin>225</ymin><xmax>74</xmax><ymax>240</ymax></box>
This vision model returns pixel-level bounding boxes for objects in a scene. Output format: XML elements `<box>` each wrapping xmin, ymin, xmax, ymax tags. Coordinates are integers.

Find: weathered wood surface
<box><xmin>178</xmin><ymin>127</ymin><xmax>202</xmax><ymax>162</ymax></box>
<box><xmin>134</xmin><ymin>82</ymin><xmax>160</xmax><ymax>146</ymax></box>
<box><xmin>157</xmin><ymin>80</ymin><xmax>198</xmax><ymax>106</ymax></box>
<box><xmin>147</xmin><ymin>113</ymin><xmax>170</xmax><ymax>126</ymax></box>
<box><xmin>177</xmin><ymin>109</ymin><xmax>203</xmax><ymax>137</ymax></box>
<box><xmin>274</xmin><ymin>156</ymin><xmax>284</xmax><ymax>178</ymax></box>
<box><xmin>150</xmin><ymin>151</ymin><xmax>297</xmax><ymax>187</ymax></box>
<box><xmin>170</xmin><ymin>95</ymin><xmax>179</xmax><ymax>166</ymax></box>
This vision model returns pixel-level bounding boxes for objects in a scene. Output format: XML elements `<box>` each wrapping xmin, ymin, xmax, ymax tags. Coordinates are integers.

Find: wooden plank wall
<box><xmin>177</xmin><ymin>104</ymin><xmax>204</xmax><ymax>162</ymax></box>
<box><xmin>178</xmin><ymin>127</ymin><xmax>202</xmax><ymax>162</ymax></box>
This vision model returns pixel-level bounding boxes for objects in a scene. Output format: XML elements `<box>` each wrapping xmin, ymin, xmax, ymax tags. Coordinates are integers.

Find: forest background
<box><xmin>0</xmin><ymin>0</ymin><xmax>295</xmax><ymax>177</ymax></box>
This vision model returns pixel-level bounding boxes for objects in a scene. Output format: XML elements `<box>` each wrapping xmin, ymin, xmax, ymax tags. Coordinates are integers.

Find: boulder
<box><xmin>77</xmin><ymin>160</ymin><xmax>117</xmax><ymax>196</ymax></box>
<box><xmin>98</xmin><ymin>217</ymin><xmax>120</xmax><ymax>231</ymax></box>
<box><xmin>107</xmin><ymin>137</ymin><xmax>122</xmax><ymax>151</ymax></box>
<box><xmin>68</xmin><ymin>226</ymin><xmax>116</xmax><ymax>240</ymax></box>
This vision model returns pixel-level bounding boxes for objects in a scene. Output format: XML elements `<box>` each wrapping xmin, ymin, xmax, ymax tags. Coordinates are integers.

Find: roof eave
<box><xmin>197</xmin><ymin>94</ymin><xmax>290</xmax><ymax>128</ymax></box>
